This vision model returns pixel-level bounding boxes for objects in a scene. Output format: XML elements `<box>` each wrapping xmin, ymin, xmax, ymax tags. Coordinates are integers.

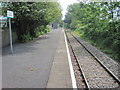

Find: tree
<box><xmin>64</xmin><ymin>2</ymin><xmax>120</xmax><ymax>61</ymax></box>
<box><xmin>2</xmin><ymin>2</ymin><xmax>62</xmax><ymax>42</ymax></box>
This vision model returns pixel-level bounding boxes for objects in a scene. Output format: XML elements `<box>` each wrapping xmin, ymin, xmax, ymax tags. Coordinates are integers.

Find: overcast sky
<box><xmin>58</xmin><ymin>0</ymin><xmax>78</xmax><ymax>20</ymax></box>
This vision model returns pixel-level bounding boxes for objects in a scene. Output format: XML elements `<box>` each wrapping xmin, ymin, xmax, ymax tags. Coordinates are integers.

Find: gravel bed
<box><xmin>67</xmin><ymin>36</ymin><xmax>86</xmax><ymax>88</ymax></box>
<box><xmin>73</xmin><ymin>33</ymin><xmax>120</xmax><ymax>79</ymax></box>
<box><xmin>67</xmin><ymin>32</ymin><xmax>119</xmax><ymax>88</ymax></box>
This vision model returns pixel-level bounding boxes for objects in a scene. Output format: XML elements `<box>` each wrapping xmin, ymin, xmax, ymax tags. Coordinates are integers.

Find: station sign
<box><xmin>7</xmin><ymin>10</ymin><xmax>14</xmax><ymax>18</ymax></box>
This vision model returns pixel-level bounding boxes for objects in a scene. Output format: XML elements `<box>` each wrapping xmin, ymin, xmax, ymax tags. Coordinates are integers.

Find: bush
<box><xmin>2</xmin><ymin>2</ymin><xmax>62</xmax><ymax>42</ymax></box>
<box><xmin>21</xmin><ymin>32</ymin><xmax>32</xmax><ymax>42</ymax></box>
<box><xmin>34</xmin><ymin>25</ymin><xmax>51</xmax><ymax>38</ymax></box>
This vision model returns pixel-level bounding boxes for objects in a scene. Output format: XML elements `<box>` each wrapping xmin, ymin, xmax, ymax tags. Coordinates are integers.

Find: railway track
<box><xmin>66</xmin><ymin>31</ymin><xmax>120</xmax><ymax>89</ymax></box>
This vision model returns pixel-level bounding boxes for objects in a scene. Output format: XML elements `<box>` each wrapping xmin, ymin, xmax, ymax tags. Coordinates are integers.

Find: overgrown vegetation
<box><xmin>64</xmin><ymin>2</ymin><xmax>120</xmax><ymax>62</ymax></box>
<box><xmin>2</xmin><ymin>2</ymin><xmax>62</xmax><ymax>42</ymax></box>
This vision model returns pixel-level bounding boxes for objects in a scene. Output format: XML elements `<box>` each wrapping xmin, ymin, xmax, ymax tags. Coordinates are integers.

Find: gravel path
<box><xmin>67</xmin><ymin>32</ymin><xmax>119</xmax><ymax>88</ymax></box>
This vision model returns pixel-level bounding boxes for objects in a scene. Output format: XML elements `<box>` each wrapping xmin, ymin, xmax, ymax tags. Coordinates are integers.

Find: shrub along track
<box><xmin>65</xmin><ymin>31</ymin><xmax>120</xmax><ymax>89</ymax></box>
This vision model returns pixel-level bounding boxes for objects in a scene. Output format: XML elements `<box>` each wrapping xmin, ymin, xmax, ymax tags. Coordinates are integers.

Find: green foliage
<box><xmin>2</xmin><ymin>2</ymin><xmax>62</xmax><ymax>42</ymax></box>
<box><xmin>65</xmin><ymin>2</ymin><xmax>120</xmax><ymax>62</ymax></box>
<box><xmin>21</xmin><ymin>32</ymin><xmax>32</xmax><ymax>43</ymax></box>
<box><xmin>59</xmin><ymin>20</ymin><xmax>64</xmax><ymax>27</ymax></box>
<box><xmin>45</xmin><ymin>25</ymin><xmax>51</xmax><ymax>32</ymax></box>
<box><xmin>33</xmin><ymin>25</ymin><xmax>50</xmax><ymax>39</ymax></box>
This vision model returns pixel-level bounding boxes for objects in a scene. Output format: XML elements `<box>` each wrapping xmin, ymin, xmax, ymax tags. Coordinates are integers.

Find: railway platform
<box><xmin>47</xmin><ymin>28</ymin><xmax>72</xmax><ymax>88</ymax></box>
<box><xmin>2</xmin><ymin>28</ymin><xmax>74</xmax><ymax>88</ymax></box>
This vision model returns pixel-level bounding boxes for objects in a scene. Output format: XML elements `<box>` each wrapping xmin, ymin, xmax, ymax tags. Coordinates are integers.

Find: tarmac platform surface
<box><xmin>2</xmin><ymin>28</ymin><xmax>72</xmax><ymax>88</ymax></box>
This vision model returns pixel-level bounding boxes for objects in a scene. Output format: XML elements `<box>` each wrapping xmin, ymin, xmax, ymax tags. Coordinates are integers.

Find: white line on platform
<box><xmin>63</xmin><ymin>29</ymin><xmax>77</xmax><ymax>89</ymax></box>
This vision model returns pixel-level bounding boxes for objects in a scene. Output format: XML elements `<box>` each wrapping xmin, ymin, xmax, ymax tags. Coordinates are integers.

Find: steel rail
<box><xmin>70</xmin><ymin>32</ymin><xmax>120</xmax><ymax>85</ymax></box>
<box><xmin>65</xmin><ymin>31</ymin><xmax>91</xmax><ymax>90</ymax></box>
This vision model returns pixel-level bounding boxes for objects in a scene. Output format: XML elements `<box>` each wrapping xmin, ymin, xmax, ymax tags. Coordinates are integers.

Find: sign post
<box><xmin>7</xmin><ymin>10</ymin><xmax>14</xmax><ymax>53</ymax></box>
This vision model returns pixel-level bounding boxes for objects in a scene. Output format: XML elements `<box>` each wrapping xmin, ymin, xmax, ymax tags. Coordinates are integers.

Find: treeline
<box><xmin>64</xmin><ymin>2</ymin><xmax>120</xmax><ymax>62</ymax></box>
<box><xmin>2</xmin><ymin>2</ymin><xmax>62</xmax><ymax>42</ymax></box>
